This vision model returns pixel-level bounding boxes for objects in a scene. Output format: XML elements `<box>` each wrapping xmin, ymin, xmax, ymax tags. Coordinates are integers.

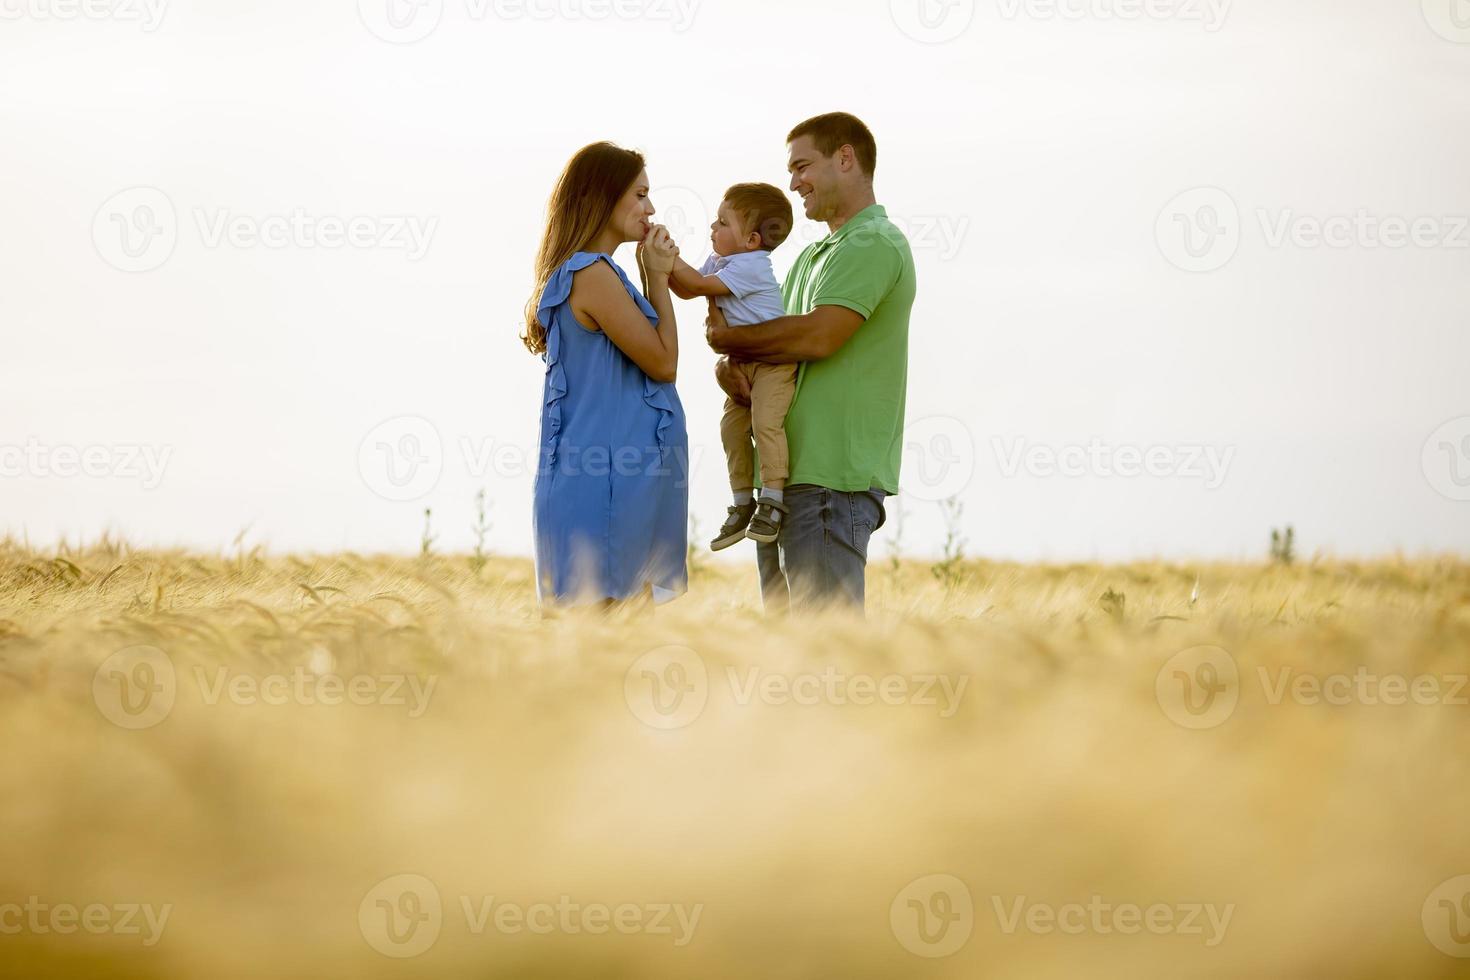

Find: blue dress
<box><xmin>533</xmin><ymin>253</ymin><xmax>689</xmax><ymax>605</ymax></box>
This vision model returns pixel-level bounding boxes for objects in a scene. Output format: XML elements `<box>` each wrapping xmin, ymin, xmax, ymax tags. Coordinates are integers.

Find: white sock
<box><xmin>734</xmin><ymin>489</ymin><xmax>754</xmax><ymax>505</ymax></box>
<box><xmin>761</xmin><ymin>488</ymin><xmax>784</xmax><ymax>504</ymax></box>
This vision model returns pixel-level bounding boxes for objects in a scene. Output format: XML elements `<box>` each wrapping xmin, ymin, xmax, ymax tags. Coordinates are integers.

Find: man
<box><xmin>706</xmin><ymin>112</ymin><xmax>917</xmax><ymax>613</ymax></box>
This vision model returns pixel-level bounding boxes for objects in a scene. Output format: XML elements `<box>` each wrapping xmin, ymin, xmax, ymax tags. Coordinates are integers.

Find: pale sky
<box><xmin>2</xmin><ymin>0</ymin><xmax>1468</xmax><ymax>561</ymax></box>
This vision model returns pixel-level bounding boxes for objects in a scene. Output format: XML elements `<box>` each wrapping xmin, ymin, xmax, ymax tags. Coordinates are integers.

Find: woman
<box><xmin>523</xmin><ymin>142</ymin><xmax>689</xmax><ymax>609</ymax></box>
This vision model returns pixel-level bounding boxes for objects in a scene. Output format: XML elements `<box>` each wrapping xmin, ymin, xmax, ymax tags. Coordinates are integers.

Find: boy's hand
<box><xmin>638</xmin><ymin>225</ymin><xmax>678</xmax><ymax>277</ymax></box>
<box><xmin>715</xmin><ymin>356</ymin><xmax>751</xmax><ymax>407</ymax></box>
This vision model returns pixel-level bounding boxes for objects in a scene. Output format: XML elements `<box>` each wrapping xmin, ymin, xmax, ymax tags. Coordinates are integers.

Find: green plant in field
<box><xmin>470</xmin><ymin>490</ymin><xmax>493</xmax><ymax>575</ymax></box>
<box><xmin>1100</xmin><ymin>587</ymin><xmax>1127</xmax><ymax>622</ymax></box>
<box><xmin>1271</xmin><ymin>526</ymin><xmax>1296</xmax><ymax>566</ymax></box>
<box><xmin>931</xmin><ymin>496</ymin><xmax>967</xmax><ymax>592</ymax></box>
<box><xmin>420</xmin><ymin>508</ymin><xmax>436</xmax><ymax>558</ymax></box>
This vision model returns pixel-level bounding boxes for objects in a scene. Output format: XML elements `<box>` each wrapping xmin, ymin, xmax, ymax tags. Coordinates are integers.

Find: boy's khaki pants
<box><xmin>721</xmin><ymin>361</ymin><xmax>798</xmax><ymax>491</ymax></box>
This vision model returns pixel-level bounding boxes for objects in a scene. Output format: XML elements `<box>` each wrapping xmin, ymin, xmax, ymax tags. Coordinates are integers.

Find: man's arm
<box><xmin>706</xmin><ymin>301</ymin><xmax>866</xmax><ymax>364</ymax></box>
<box><xmin>670</xmin><ymin>257</ymin><xmax>733</xmax><ymax>301</ymax></box>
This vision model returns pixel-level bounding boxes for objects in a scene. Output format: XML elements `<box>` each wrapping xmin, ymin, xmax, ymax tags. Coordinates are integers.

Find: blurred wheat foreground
<box><xmin>2</xmin><ymin>540</ymin><xmax>1469</xmax><ymax>978</ymax></box>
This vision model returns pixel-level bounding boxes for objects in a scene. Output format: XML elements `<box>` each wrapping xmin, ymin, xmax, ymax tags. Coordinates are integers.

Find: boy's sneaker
<box><xmin>744</xmin><ymin>499</ymin><xmax>789</xmax><ymax>544</ymax></box>
<box><xmin>711</xmin><ymin>502</ymin><xmax>758</xmax><ymax>551</ymax></box>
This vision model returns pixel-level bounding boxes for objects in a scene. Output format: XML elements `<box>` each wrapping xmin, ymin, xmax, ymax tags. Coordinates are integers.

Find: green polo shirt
<box><xmin>780</xmin><ymin>204</ymin><xmax>916</xmax><ymax>494</ymax></box>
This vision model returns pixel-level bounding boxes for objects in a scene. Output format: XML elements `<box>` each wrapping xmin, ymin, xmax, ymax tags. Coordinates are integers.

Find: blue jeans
<box><xmin>756</xmin><ymin>484</ymin><xmax>888</xmax><ymax>614</ymax></box>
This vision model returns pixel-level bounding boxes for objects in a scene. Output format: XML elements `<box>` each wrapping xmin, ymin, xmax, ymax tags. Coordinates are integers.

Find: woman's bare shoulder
<box><xmin>568</xmin><ymin>257</ymin><xmax>628</xmax><ymax>332</ymax></box>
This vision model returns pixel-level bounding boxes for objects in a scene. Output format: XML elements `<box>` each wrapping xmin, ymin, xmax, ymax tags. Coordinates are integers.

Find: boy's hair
<box><xmin>786</xmin><ymin>112</ymin><xmax>878</xmax><ymax>179</ymax></box>
<box><xmin>722</xmin><ymin>183</ymin><xmax>794</xmax><ymax>251</ymax></box>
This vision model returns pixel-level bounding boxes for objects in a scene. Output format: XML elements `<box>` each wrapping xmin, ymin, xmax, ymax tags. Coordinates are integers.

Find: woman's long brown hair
<box><xmin>522</xmin><ymin>142</ymin><xmax>646</xmax><ymax>356</ymax></box>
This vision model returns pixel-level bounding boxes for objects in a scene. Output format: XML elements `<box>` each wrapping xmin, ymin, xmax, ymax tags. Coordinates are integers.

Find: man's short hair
<box><xmin>787</xmin><ymin>112</ymin><xmax>878</xmax><ymax>179</ymax></box>
<box><xmin>723</xmin><ymin>182</ymin><xmax>794</xmax><ymax>251</ymax></box>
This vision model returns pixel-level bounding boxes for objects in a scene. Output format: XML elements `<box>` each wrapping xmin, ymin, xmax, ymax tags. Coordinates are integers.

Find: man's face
<box><xmin>787</xmin><ymin>135</ymin><xmax>841</xmax><ymax>222</ymax></box>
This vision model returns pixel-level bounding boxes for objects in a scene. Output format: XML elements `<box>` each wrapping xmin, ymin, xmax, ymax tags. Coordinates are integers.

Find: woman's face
<box><xmin>611</xmin><ymin>169</ymin><xmax>655</xmax><ymax>243</ymax></box>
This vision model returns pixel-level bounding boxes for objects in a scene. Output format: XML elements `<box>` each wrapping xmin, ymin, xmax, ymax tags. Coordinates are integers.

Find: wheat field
<box><xmin>1</xmin><ymin>538</ymin><xmax>1468</xmax><ymax>978</ymax></box>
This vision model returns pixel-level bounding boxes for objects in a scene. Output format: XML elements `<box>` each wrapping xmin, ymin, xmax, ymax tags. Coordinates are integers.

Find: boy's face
<box><xmin>710</xmin><ymin>202</ymin><xmax>757</xmax><ymax>256</ymax></box>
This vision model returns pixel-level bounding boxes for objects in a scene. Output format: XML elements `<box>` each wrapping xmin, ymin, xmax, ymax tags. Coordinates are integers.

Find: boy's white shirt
<box><xmin>699</xmin><ymin>250</ymin><xmax>786</xmax><ymax>326</ymax></box>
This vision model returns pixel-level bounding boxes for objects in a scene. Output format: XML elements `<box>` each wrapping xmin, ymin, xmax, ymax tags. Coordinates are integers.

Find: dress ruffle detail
<box><xmin>538</xmin><ymin>253</ymin><xmax>668</xmax><ymax>461</ymax></box>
